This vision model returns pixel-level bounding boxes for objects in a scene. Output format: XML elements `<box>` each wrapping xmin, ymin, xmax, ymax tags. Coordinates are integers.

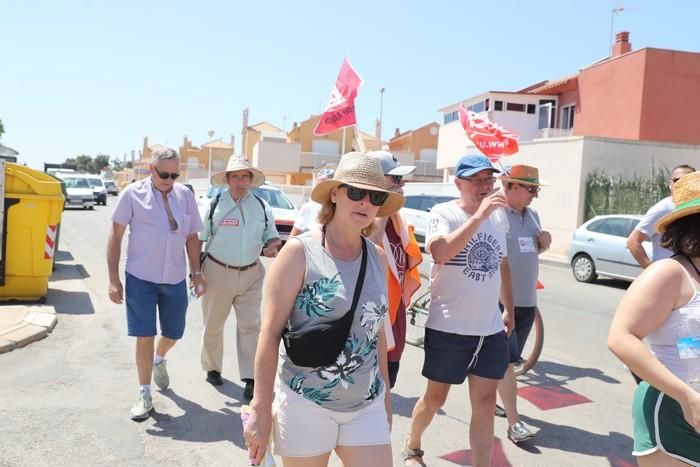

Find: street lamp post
<box><xmin>207</xmin><ymin>129</ymin><xmax>215</xmax><ymax>182</ymax></box>
<box><xmin>378</xmin><ymin>87</ymin><xmax>385</xmax><ymax>142</ymax></box>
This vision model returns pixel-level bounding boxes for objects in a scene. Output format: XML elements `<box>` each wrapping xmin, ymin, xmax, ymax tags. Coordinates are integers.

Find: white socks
<box><xmin>139</xmin><ymin>384</ymin><xmax>151</xmax><ymax>395</ymax></box>
<box><xmin>153</xmin><ymin>353</ymin><xmax>165</xmax><ymax>365</ymax></box>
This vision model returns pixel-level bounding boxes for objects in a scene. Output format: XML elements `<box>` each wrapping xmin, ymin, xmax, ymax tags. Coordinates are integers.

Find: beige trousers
<box><xmin>200</xmin><ymin>257</ymin><xmax>265</xmax><ymax>380</ymax></box>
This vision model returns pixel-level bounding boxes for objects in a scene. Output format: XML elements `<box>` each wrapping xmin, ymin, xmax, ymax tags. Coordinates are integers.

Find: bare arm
<box><xmin>245</xmin><ymin>239</ymin><xmax>306</xmax><ymax>462</ymax></box>
<box><xmin>185</xmin><ymin>234</ymin><xmax>206</xmax><ymax>297</ymax></box>
<box><xmin>499</xmin><ymin>256</ymin><xmax>514</xmax><ymax>336</ymax></box>
<box><xmin>106</xmin><ymin>222</ymin><xmax>127</xmax><ymax>304</ymax></box>
<box><xmin>626</xmin><ymin>229</ymin><xmax>652</xmax><ymax>269</ymax></box>
<box><xmin>428</xmin><ymin>191</ymin><xmax>505</xmax><ymax>264</ymax></box>
<box><xmin>608</xmin><ymin>260</ymin><xmax>698</xmax><ymax>411</ymax></box>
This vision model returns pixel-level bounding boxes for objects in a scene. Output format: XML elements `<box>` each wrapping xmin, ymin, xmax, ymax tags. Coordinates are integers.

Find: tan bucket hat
<box><xmin>500</xmin><ymin>164</ymin><xmax>549</xmax><ymax>186</ymax></box>
<box><xmin>311</xmin><ymin>152</ymin><xmax>404</xmax><ymax>217</ymax></box>
<box><xmin>211</xmin><ymin>154</ymin><xmax>265</xmax><ymax>187</ymax></box>
<box><xmin>656</xmin><ymin>172</ymin><xmax>700</xmax><ymax>233</ymax></box>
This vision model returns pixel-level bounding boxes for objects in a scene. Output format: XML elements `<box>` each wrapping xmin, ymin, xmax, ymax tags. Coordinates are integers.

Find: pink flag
<box><xmin>313</xmin><ymin>57</ymin><xmax>364</xmax><ymax>136</ymax></box>
<box><xmin>458</xmin><ymin>104</ymin><xmax>519</xmax><ymax>162</ymax></box>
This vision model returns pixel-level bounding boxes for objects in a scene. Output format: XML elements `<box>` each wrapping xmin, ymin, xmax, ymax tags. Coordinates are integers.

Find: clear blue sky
<box><xmin>2</xmin><ymin>0</ymin><xmax>699</xmax><ymax>169</ymax></box>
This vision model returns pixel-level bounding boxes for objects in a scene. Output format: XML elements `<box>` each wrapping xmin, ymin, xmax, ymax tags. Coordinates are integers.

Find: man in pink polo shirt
<box><xmin>107</xmin><ymin>147</ymin><xmax>204</xmax><ymax>421</ymax></box>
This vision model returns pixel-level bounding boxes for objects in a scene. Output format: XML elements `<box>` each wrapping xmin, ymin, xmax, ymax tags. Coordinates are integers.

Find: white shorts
<box><xmin>272</xmin><ymin>382</ymin><xmax>391</xmax><ymax>458</ymax></box>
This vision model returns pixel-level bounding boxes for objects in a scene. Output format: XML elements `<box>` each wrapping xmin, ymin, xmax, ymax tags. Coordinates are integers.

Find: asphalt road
<box><xmin>0</xmin><ymin>196</ymin><xmax>639</xmax><ymax>467</ymax></box>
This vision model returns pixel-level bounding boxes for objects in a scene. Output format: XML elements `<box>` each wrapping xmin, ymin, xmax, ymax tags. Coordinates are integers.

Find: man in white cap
<box><xmin>368</xmin><ymin>151</ymin><xmax>423</xmax><ymax>389</ymax></box>
<box><xmin>199</xmin><ymin>155</ymin><xmax>281</xmax><ymax>400</ymax></box>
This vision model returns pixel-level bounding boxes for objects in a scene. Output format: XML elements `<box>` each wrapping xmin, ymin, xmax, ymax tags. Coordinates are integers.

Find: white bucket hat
<box><xmin>211</xmin><ymin>154</ymin><xmax>265</xmax><ymax>188</ymax></box>
<box><xmin>311</xmin><ymin>152</ymin><xmax>404</xmax><ymax>217</ymax></box>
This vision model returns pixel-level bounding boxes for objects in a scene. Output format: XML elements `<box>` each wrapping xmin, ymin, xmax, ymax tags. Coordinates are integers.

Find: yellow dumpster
<box><xmin>0</xmin><ymin>162</ymin><xmax>65</xmax><ymax>301</ymax></box>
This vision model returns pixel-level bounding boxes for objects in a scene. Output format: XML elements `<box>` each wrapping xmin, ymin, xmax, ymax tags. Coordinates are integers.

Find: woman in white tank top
<box><xmin>609</xmin><ymin>171</ymin><xmax>700</xmax><ymax>467</ymax></box>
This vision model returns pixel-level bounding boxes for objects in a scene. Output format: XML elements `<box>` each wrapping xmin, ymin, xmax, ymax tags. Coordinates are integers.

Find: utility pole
<box><xmin>378</xmin><ymin>87</ymin><xmax>385</xmax><ymax>142</ymax></box>
<box><xmin>241</xmin><ymin>108</ymin><xmax>249</xmax><ymax>157</ymax></box>
<box><xmin>207</xmin><ymin>130</ymin><xmax>215</xmax><ymax>182</ymax></box>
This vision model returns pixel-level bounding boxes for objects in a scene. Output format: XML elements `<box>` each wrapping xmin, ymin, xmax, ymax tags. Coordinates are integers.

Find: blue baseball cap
<box><xmin>455</xmin><ymin>154</ymin><xmax>500</xmax><ymax>178</ymax></box>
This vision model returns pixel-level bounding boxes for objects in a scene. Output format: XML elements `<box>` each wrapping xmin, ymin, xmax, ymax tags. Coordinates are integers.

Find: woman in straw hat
<box><xmin>609</xmin><ymin>172</ymin><xmax>700</xmax><ymax>466</ymax></box>
<box><xmin>244</xmin><ymin>152</ymin><xmax>403</xmax><ymax>467</ymax></box>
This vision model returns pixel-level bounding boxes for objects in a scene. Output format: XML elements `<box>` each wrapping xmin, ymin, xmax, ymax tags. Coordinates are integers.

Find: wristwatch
<box><xmin>189</xmin><ymin>272</ymin><xmax>202</xmax><ymax>279</ymax></box>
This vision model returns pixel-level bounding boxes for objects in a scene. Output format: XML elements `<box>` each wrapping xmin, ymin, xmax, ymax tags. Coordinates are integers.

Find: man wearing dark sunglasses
<box><xmin>107</xmin><ymin>147</ymin><xmax>204</xmax><ymax>421</ymax></box>
<box><xmin>367</xmin><ymin>151</ymin><xmax>423</xmax><ymax>390</ymax></box>
<box><xmin>495</xmin><ymin>164</ymin><xmax>551</xmax><ymax>443</ymax></box>
<box><xmin>627</xmin><ymin>164</ymin><xmax>695</xmax><ymax>269</ymax></box>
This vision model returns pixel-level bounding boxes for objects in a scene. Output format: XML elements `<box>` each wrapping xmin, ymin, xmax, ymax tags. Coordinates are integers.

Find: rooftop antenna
<box><xmin>609</xmin><ymin>4</ymin><xmax>637</xmax><ymax>54</ymax></box>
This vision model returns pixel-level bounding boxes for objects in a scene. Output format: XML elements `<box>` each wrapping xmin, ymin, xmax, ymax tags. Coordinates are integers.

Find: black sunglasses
<box><xmin>519</xmin><ymin>184</ymin><xmax>541</xmax><ymax>194</ymax></box>
<box><xmin>340</xmin><ymin>184</ymin><xmax>389</xmax><ymax>207</ymax></box>
<box><xmin>154</xmin><ymin>166</ymin><xmax>180</xmax><ymax>180</ymax></box>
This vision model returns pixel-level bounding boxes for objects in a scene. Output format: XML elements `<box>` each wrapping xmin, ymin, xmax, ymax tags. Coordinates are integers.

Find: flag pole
<box><xmin>342</xmin><ymin>127</ymin><xmax>347</xmax><ymax>154</ymax></box>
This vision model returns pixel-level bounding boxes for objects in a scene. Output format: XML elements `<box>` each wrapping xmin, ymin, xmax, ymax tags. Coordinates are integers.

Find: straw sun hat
<box><xmin>655</xmin><ymin>171</ymin><xmax>700</xmax><ymax>233</ymax></box>
<box><xmin>211</xmin><ymin>154</ymin><xmax>265</xmax><ymax>188</ymax></box>
<box><xmin>311</xmin><ymin>152</ymin><xmax>404</xmax><ymax>218</ymax></box>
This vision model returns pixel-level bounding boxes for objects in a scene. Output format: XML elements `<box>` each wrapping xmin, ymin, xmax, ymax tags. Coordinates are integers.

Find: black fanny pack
<box><xmin>282</xmin><ymin>238</ymin><xmax>367</xmax><ymax>368</ymax></box>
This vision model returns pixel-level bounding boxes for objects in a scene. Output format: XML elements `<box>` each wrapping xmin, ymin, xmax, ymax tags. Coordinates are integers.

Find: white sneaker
<box><xmin>507</xmin><ymin>421</ymin><xmax>537</xmax><ymax>443</ymax></box>
<box><xmin>153</xmin><ymin>360</ymin><xmax>169</xmax><ymax>390</ymax></box>
<box><xmin>130</xmin><ymin>390</ymin><xmax>153</xmax><ymax>421</ymax></box>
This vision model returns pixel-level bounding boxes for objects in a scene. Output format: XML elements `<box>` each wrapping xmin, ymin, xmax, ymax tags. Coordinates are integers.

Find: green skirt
<box><xmin>632</xmin><ymin>381</ymin><xmax>700</xmax><ymax>465</ymax></box>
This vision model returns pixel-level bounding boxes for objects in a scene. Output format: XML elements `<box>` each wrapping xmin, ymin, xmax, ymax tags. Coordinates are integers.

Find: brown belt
<box><xmin>206</xmin><ymin>254</ymin><xmax>258</xmax><ymax>271</ymax></box>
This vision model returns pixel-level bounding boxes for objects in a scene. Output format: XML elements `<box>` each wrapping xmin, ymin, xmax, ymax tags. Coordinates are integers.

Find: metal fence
<box><xmin>583</xmin><ymin>165</ymin><xmax>670</xmax><ymax>221</ymax></box>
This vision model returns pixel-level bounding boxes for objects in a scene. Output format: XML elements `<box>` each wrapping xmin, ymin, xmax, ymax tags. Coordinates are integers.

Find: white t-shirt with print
<box><xmin>425</xmin><ymin>200</ymin><xmax>507</xmax><ymax>336</ymax></box>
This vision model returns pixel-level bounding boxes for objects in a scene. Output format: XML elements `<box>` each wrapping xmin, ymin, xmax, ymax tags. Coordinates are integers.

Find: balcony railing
<box><xmin>300</xmin><ymin>152</ymin><xmax>342</xmax><ymax>170</ymax></box>
<box><xmin>537</xmin><ymin>128</ymin><xmax>574</xmax><ymax>138</ymax></box>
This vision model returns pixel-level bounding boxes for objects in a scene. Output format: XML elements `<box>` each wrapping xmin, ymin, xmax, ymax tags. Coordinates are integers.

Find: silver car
<box><xmin>567</xmin><ymin>214</ymin><xmax>652</xmax><ymax>283</ymax></box>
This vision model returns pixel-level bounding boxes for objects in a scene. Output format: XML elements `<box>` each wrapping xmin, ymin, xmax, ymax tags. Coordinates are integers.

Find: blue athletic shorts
<box><xmin>508</xmin><ymin>306</ymin><xmax>537</xmax><ymax>363</ymax></box>
<box><xmin>125</xmin><ymin>273</ymin><xmax>188</xmax><ymax>339</ymax></box>
<box><xmin>422</xmin><ymin>328</ymin><xmax>509</xmax><ymax>383</ymax></box>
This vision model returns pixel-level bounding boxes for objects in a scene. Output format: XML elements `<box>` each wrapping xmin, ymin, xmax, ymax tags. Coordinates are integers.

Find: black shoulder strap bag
<box><xmin>282</xmin><ymin>237</ymin><xmax>368</xmax><ymax>368</ymax></box>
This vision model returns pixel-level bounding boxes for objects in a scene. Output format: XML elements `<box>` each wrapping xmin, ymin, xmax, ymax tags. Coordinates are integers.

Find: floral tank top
<box><xmin>278</xmin><ymin>233</ymin><xmax>388</xmax><ymax>412</ymax></box>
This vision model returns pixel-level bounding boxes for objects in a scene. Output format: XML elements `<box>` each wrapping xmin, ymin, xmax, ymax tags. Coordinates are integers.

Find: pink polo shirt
<box><xmin>111</xmin><ymin>178</ymin><xmax>203</xmax><ymax>284</ymax></box>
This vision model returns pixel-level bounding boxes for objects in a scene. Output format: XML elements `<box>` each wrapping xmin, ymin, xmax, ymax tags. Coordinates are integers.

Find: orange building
<box><xmin>242</xmin><ymin>122</ymin><xmax>286</xmax><ymax>160</ymax></box>
<box><xmin>526</xmin><ymin>32</ymin><xmax>700</xmax><ymax>145</ymax></box>
<box><xmin>388</xmin><ymin>122</ymin><xmax>440</xmax><ymax>161</ymax></box>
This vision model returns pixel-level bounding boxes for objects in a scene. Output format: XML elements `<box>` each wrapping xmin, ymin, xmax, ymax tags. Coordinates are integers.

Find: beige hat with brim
<box><xmin>211</xmin><ymin>154</ymin><xmax>265</xmax><ymax>187</ymax></box>
<box><xmin>311</xmin><ymin>152</ymin><xmax>404</xmax><ymax>218</ymax></box>
<box><xmin>656</xmin><ymin>172</ymin><xmax>700</xmax><ymax>233</ymax></box>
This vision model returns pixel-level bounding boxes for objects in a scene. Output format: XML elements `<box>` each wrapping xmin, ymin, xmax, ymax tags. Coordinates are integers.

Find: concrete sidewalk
<box><xmin>0</xmin><ymin>258</ymin><xmax>89</xmax><ymax>354</ymax></box>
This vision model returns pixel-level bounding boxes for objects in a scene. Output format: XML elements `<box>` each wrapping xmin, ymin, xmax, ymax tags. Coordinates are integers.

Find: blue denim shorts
<box><xmin>422</xmin><ymin>328</ymin><xmax>508</xmax><ymax>383</ymax></box>
<box><xmin>125</xmin><ymin>273</ymin><xmax>188</xmax><ymax>339</ymax></box>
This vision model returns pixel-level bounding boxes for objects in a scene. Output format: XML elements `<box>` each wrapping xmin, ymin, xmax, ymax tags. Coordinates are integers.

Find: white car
<box><xmin>85</xmin><ymin>175</ymin><xmax>108</xmax><ymax>206</ymax></box>
<box><xmin>401</xmin><ymin>194</ymin><xmax>458</xmax><ymax>244</ymax></box>
<box><xmin>567</xmin><ymin>214</ymin><xmax>652</xmax><ymax>283</ymax></box>
<box><xmin>61</xmin><ymin>176</ymin><xmax>96</xmax><ymax>209</ymax></box>
<box><xmin>198</xmin><ymin>184</ymin><xmax>298</xmax><ymax>242</ymax></box>
<box><xmin>104</xmin><ymin>180</ymin><xmax>119</xmax><ymax>196</ymax></box>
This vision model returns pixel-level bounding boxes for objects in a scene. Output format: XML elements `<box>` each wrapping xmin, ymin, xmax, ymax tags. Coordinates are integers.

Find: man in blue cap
<box><xmin>403</xmin><ymin>154</ymin><xmax>514</xmax><ymax>467</ymax></box>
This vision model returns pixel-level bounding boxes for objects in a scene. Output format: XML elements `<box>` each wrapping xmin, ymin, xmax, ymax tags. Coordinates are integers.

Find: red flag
<box><xmin>313</xmin><ymin>58</ymin><xmax>364</xmax><ymax>136</ymax></box>
<box><xmin>458</xmin><ymin>104</ymin><xmax>519</xmax><ymax>162</ymax></box>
